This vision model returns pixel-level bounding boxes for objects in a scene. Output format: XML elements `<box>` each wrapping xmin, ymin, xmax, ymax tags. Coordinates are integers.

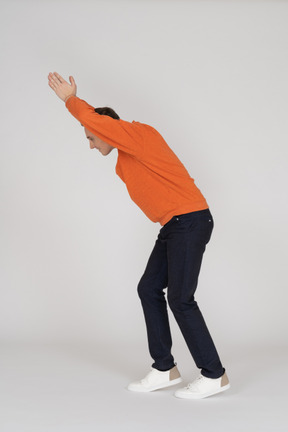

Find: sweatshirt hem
<box><xmin>159</xmin><ymin>202</ymin><xmax>209</xmax><ymax>226</ymax></box>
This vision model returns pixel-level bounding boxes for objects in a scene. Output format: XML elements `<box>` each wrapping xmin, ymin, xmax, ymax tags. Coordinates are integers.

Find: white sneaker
<box><xmin>174</xmin><ymin>371</ymin><xmax>230</xmax><ymax>399</ymax></box>
<box><xmin>127</xmin><ymin>365</ymin><xmax>183</xmax><ymax>392</ymax></box>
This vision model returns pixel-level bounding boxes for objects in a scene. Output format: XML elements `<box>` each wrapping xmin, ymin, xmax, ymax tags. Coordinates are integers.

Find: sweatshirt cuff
<box><xmin>65</xmin><ymin>94</ymin><xmax>77</xmax><ymax>105</ymax></box>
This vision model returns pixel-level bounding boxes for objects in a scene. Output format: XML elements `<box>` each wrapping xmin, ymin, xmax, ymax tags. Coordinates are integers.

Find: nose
<box><xmin>89</xmin><ymin>142</ymin><xmax>93</xmax><ymax>149</ymax></box>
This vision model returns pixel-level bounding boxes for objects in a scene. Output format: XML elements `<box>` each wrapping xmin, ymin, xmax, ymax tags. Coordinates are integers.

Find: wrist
<box><xmin>64</xmin><ymin>94</ymin><xmax>76</xmax><ymax>103</ymax></box>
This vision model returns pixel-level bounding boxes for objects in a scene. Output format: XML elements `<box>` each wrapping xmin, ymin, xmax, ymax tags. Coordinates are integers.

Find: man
<box><xmin>48</xmin><ymin>72</ymin><xmax>230</xmax><ymax>399</ymax></box>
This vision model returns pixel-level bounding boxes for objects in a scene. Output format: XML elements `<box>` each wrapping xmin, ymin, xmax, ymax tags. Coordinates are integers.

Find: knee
<box><xmin>137</xmin><ymin>276</ymin><xmax>149</xmax><ymax>300</ymax></box>
<box><xmin>167</xmin><ymin>293</ymin><xmax>198</xmax><ymax>315</ymax></box>
<box><xmin>167</xmin><ymin>295</ymin><xmax>181</xmax><ymax>314</ymax></box>
<box><xmin>137</xmin><ymin>276</ymin><xmax>166</xmax><ymax>302</ymax></box>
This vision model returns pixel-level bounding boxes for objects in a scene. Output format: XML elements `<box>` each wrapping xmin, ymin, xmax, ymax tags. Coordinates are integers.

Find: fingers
<box><xmin>48</xmin><ymin>72</ymin><xmax>66</xmax><ymax>87</ymax></box>
<box><xmin>48</xmin><ymin>75</ymin><xmax>57</xmax><ymax>91</ymax></box>
<box><xmin>48</xmin><ymin>73</ymin><xmax>60</xmax><ymax>89</ymax></box>
<box><xmin>54</xmin><ymin>71</ymin><xmax>66</xmax><ymax>84</ymax></box>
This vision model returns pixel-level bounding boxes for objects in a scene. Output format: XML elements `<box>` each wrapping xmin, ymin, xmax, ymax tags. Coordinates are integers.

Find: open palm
<box><xmin>48</xmin><ymin>72</ymin><xmax>77</xmax><ymax>101</ymax></box>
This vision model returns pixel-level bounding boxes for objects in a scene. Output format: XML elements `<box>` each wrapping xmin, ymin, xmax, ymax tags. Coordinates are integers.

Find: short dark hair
<box><xmin>94</xmin><ymin>107</ymin><xmax>120</xmax><ymax>120</ymax></box>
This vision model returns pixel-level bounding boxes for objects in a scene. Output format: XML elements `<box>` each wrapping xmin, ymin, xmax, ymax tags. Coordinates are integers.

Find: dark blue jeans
<box><xmin>137</xmin><ymin>208</ymin><xmax>225</xmax><ymax>379</ymax></box>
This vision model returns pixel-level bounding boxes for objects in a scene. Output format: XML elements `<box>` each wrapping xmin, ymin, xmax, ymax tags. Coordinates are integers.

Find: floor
<box><xmin>0</xmin><ymin>340</ymin><xmax>286</xmax><ymax>432</ymax></box>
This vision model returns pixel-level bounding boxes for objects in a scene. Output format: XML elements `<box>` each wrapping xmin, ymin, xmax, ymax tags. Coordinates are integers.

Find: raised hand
<box><xmin>48</xmin><ymin>72</ymin><xmax>77</xmax><ymax>102</ymax></box>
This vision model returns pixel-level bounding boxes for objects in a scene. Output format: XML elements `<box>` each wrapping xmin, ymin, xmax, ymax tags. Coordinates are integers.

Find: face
<box><xmin>84</xmin><ymin>127</ymin><xmax>115</xmax><ymax>156</ymax></box>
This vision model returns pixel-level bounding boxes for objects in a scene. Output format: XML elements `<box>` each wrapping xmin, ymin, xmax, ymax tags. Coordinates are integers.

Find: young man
<box><xmin>48</xmin><ymin>72</ymin><xmax>230</xmax><ymax>399</ymax></box>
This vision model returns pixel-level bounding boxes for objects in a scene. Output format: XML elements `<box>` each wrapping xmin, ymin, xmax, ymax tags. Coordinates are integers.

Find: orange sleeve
<box><xmin>65</xmin><ymin>96</ymin><xmax>144</xmax><ymax>157</ymax></box>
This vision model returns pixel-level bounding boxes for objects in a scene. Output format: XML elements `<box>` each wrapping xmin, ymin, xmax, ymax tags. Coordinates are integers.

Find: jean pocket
<box><xmin>204</xmin><ymin>215</ymin><xmax>214</xmax><ymax>243</ymax></box>
<box><xmin>183</xmin><ymin>212</ymin><xmax>214</xmax><ymax>242</ymax></box>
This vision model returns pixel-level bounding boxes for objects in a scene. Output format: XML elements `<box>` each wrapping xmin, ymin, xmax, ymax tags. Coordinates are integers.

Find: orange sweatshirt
<box><xmin>65</xmin><ymin>96</ymin><xmax>209</xmax><ymax>226</ymax></box>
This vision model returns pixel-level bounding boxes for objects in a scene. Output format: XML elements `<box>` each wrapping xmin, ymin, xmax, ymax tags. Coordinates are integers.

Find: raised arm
<box><xmin>47</xmin><ymin>72</ymin><xmax>145</xmax><ymax>157</ymax></box>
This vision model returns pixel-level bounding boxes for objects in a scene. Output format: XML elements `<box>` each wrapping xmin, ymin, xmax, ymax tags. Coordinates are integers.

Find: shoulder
<box><xmin>131</xmin><ymin>120</ymin><xmax>161</xmax><ymax>136</ymax></box>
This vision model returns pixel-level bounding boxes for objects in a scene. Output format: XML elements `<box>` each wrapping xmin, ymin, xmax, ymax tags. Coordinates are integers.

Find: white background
<box><xmin>0</xmin><ymin>1</ymin><xmax>287</xmax><ymax>430</ymax></box>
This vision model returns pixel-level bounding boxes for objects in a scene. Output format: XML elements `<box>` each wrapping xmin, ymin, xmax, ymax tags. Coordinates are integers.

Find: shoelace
<box><xmin>187</xmin><ymin>375</ymin><xmax>204</xmax><ymax>389</ymax></box>
<box><xmin>140</xmin><ymin>369</ymin><xmax>155</xmax><ymax>384</ymax></box>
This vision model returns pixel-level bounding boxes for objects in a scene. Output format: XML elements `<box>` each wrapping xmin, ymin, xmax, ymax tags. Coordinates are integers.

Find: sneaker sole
<box><xmin>127</xmin><ymin>377</ymin><xmax>183</xmax><ymax>392</ymax></box>
<box><xmin>174</xmin><ymin>383</ymin><xmax>231</xmax><ymax>399</ymax></box>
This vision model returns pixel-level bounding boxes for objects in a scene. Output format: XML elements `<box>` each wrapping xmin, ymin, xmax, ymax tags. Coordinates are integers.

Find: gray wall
<box><xmin>1</xmin><ymin>0</ymin><xmax>287</xmax><ymax>352</ymax></box>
